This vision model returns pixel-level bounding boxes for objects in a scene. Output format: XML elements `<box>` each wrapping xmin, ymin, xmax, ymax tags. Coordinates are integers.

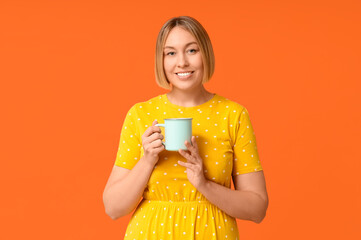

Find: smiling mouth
<box><xmin>176</xmin><ymin>71</ymin><xmax>194</xmax><ymax>76</ymax></box>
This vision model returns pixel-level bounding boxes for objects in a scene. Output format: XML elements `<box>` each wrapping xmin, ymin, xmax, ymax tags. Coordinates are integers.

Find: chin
<box><xmin>170</xmin><ymin>80</ymin><xmax>199</xmax><ymax>88</ymax></box>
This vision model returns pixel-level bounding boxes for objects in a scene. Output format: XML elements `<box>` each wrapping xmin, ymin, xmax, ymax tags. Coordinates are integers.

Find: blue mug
<box><xmin>155</xmin><ymin>118</ymin><xmax>192</xmax><ymax>151</ymax></box>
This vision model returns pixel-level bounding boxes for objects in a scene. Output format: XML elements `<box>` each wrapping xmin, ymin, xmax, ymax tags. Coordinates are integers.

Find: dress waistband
<box><xmin>143</xmin><ymin>199</ymin><xmax>212</xmax><ymax>205</ymax></box>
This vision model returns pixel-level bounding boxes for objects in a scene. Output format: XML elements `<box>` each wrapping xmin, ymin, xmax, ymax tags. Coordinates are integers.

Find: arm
<box><xmin>102</xmin><ymin>158</ymin><xmax>155</xmax><ymax>220</ymax></box>
<box><xmin>178</xmin><ymin>137</ymin><xmax>268</xmax><ymax>223</ymax></box>
<box><xmin>103</xmin><ymin>121</ymin><xmax>165</xmax><ymax>220</ymax></box>
<box><xmin>197</xmin><ymin>170</ymin><xmax>268</xmax><ymax>223</ymax></box>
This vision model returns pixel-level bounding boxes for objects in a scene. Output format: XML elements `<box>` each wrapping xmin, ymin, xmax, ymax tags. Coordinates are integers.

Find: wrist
<box><xmin>140</xmin><ymin>156</ymin><xmax>156</xmax><ymax>170</ymax></box>
<box><xmin>197</xmin><ymin>177</ymin><xmax>210</xmax><ymax>193</ymax></box>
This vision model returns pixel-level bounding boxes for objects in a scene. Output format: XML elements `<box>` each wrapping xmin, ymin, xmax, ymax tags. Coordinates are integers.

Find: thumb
<box><xmin>152</xmin><ymin>120</ymin><xmax>158</xmax><ymax>126</ymax></box>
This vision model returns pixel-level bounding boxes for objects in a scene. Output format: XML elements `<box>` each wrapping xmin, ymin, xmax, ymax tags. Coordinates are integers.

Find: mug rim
<box><xmin>164</xmin><ymin>118</ymin><xmax>192</xmax><ymax>120</ymax></box>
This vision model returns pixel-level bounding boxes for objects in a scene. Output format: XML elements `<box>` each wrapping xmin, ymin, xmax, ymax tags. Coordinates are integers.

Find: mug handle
<box><xmin>155</xmin><ymin>123</ymin><xmax>166</xmax><ymax>147</ymax></box>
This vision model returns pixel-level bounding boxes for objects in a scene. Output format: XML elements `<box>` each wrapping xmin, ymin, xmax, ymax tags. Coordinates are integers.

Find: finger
<box><xmin>178</xmin><ymin>149</ymin><xmax>197</xmax><ymax>163</ymax></box>
<box><xmin>144</xmin><ymin>139</ymin><xmax>164</xmax><ymax>154</ymax></box>
<box><xmin>152</xmin><ymin>120</ymin><xmax>162</xmax><ymax>134</ymax></box>
<box><xmin>184</xmin><ymin>140</ymin><xmax>196</xmax><ymax>154</ymax></box>
<box><xmin>191</xmin><ymin>136</ymin><xmax>199</xmax><ymax>150</ymax></box>
<box><xmin>177</xmin><ymin>160</ymin><xmax>195</xmax><ymax>169</ymax></box>
<box><xmin>143</xmin><ymin>121</ymin><xmax>161</xmax><ymax>138</ymax></box>
<box><xmin>143</xmin><ymin>133</ymin><xmax>161</xmax><ymax>146</ymax></box>
<box><xmin>143</xmin><ymin>127</ymin><xmax>153</xmax><ymax>138</ymax></box>
<box><xmin>148</xmin><ymin>132</ymin><xmax>164</xmax><ymax>142</ymax></box>
<box><xmin>150</xmin><ymin>139</ymin><xmax>164</xmax><ymax>148</ymax></box>
<box><xmin>178</xmin><ymin>149</ymin><xmax>191</xmax><ymax>159</ymax></box>
<box><xmin>153</xmin><ymin>141</ymin><xmax>165</xmax><ymax>152</ymax></box>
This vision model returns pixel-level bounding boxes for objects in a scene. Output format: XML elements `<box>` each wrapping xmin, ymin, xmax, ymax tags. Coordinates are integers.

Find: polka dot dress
<box><xmin>115</xmin><ymin>94</ymin><xmax>263</xmax><ymax>240</ymax></box>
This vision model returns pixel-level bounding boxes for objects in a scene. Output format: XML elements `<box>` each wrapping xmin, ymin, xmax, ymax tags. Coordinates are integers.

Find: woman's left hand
<box><xmin>178</xmin><ymin>136</ymin><xmax>208</xmax><ymax>189</ymax></box>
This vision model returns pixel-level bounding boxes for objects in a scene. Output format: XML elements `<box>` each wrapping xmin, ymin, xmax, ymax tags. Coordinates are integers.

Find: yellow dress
<box><xmin>115</xmin><ymin>94</ymin><xmax>263</xmax><ymax>240</ymax></box>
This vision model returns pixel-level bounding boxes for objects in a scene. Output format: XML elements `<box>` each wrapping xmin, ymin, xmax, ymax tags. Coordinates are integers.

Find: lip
<box><xmin>175</xmin><ymin>71</ymin><xmax>194</xmax><ymax>74</ymax></box>
<box><xmin>175</xmin><ymin>71</ymin><xmax>194</xmax><ymax>80</ymax></box>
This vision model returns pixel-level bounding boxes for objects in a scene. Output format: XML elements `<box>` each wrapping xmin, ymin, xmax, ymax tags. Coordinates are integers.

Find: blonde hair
<box><xmin>155</xmin><ymin>16</ymin><xmax>215</xmax><ymax>90</ymax></box>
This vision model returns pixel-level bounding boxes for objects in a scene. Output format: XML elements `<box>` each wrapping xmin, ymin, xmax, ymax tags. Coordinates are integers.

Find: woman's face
<box><xmin>163</xmin><ymin>27</ymin><xmax>204</xmax><ymax>91</ymax></box>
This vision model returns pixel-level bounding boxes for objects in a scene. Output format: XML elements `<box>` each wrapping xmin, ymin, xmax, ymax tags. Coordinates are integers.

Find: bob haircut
<box><xmin>155</xmin><ymin>16</ymin><xmax>215</xmax><ymax>90</ymax></box>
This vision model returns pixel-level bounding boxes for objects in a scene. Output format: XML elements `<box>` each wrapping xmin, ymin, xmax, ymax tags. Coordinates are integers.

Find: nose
<box><xmin>177</xmin><ymin>53</ymin><xmax>189</xmax><ymax>68</ymax></box>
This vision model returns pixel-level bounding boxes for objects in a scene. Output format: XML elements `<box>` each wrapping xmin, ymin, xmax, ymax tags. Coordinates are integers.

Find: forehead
<box><xmin>164</xmin><ymin>26</ymin><xmax>198</xmax><ymax>47</ymax></box>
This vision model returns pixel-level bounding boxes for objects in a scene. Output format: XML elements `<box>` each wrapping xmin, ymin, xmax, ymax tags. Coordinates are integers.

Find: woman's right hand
<box><xmin>141</xmin><ymin>120</ymin><xmax>165</xmax><ymax>166</ymax></box>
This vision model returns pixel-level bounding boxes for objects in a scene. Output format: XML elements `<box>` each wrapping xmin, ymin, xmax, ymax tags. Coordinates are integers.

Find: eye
<box><xmin>166</xmin><ymin>52</ymin><xmax>175</xmax><ymax>56</ymax></box>
<box><xmin>188</xmin><ymin>49</ymin><xmax>198</xmax><ymax>54</ymax></box>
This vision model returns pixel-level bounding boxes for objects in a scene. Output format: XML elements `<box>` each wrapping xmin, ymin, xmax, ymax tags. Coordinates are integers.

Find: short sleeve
<box><xmin>114</xmin><ymin>105</ymin><xmax>142</xmax><ymax>169</ymax></box>
<box><xmin>232</xmin><ymin>107</ymin><xmax>263</xmax><ymax>176</ymax></box>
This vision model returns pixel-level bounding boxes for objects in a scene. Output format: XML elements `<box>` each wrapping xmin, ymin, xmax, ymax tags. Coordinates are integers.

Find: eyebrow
<box><xmin>164</xmin><ymin>41</ymin><xmax>198</xmax><ymax>49</ymax></box>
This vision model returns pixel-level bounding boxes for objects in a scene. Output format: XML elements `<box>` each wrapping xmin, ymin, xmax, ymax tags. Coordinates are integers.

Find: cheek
<box><xmin>163</xmin><ymin>58</ymin><xmax>174</xmax><ymax>73</ymax></box>
<box><xmin>193</xmin><ymin>55</ymin><xmax>204</xmax><ymax>69</ymax></box>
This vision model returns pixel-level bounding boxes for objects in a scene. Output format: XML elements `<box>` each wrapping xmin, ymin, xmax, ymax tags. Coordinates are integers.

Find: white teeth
<box><xmin>177</xmin><ymin>72</ymin><xmax>192</xmax><ymax>76</ymax></box>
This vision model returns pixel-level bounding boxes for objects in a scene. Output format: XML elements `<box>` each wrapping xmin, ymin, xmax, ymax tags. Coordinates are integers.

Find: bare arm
<box><xmin>103</xmin><ymin>121</ymin><xmax>165</xmax><ymax>220</ymax></box>
<box><xmin>102</xmin><ymin>159</ymin><xmax>155</xmax><ymax>220</ymax></box>
<box><xmin>197</xmin><ymin>170</ymin><xmax>268</xmax><ymax>223</ymax></box>
<box><xmin>178</xmin><ymin>137</ymin><xmax>268</xmax><ymax>223</ymax></box>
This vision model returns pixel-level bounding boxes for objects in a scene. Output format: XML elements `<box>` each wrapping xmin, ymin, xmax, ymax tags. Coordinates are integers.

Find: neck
<box><xmin>166</xmin><ymin>85</ymin><xmax>214</xmax><ymax>107</ymax></box>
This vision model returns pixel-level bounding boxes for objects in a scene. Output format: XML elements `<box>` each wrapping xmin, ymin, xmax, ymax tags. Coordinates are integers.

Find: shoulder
<box><xmin>128</xmin><ymin>94</ymin><xmax>165</xmax><ymax>114</ymax></box>
<box><xmin>214</xmin><ymin>95</ymin><xmax>254</xmax><ymax>125</ymax></box>
<box><xmin>215</xmin><ymin>94</ymin><xmax>246</xmax><ymax>113</ymax></box>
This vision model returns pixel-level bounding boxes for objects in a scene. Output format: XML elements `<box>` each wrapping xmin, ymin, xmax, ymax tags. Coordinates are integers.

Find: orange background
<box><xmin>1</xmin><ymin>0</ymin><xmax>360</xmax><ymax>239</ymax></box>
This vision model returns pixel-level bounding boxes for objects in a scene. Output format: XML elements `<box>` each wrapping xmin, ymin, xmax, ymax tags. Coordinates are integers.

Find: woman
<box><xmin>103</xmin><ymin>16</ymin><xmax>268</xmax><ymax>239</ymax></box>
